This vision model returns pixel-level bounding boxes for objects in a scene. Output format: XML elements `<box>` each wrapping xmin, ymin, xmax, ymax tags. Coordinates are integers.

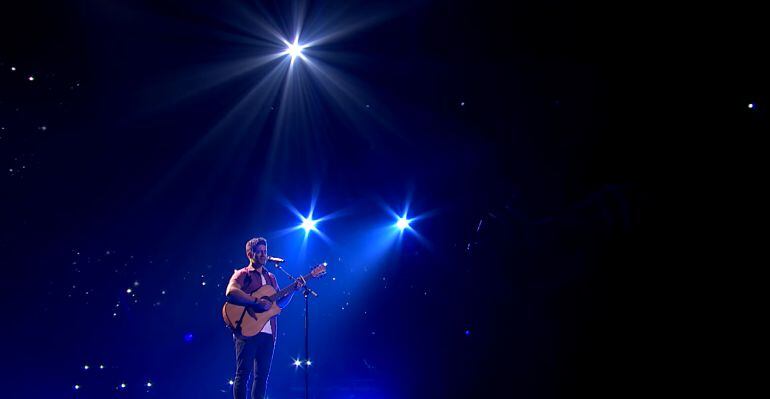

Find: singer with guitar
<box><xmin>223</xmin><ymin>237</ymin><xmax>325</xmax><ymax>399</ymax></box>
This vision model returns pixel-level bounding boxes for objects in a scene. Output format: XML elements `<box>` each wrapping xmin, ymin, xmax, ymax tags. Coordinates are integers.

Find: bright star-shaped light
<box><xmin>294</xmin><ymin>359</ymin><xmax>302</xmax><ymax>367</ymax></box>
<box><xmin>306</xmin><ymin>360</ymin><xmax>312</xmax><ymax>366</ymax></box>
<box><xmin>300</xmin><ymin>216</ymin><xmax>317</xmax><ymax>233</ymax></box>
<box><xmin>396</xmin><ymin>217</ymin><xmax>410</xmax><ymax>230</ymax></box>
<box><xmin>283</xmin><ymin>37</ymin><xmax>307</xmax><ymax>63</ymax></box>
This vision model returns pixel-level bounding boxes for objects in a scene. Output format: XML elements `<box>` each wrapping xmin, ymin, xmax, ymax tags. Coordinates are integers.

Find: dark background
<box><xmin>1</xmin><ymin>0</ymin><xmax>765</xmax><ymax>398</ymax></box>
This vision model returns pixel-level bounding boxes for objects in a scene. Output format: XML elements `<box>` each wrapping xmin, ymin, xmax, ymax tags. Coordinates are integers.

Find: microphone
<box><xmin>266</xmin><ymin>256</ymin><xmax>285</xmax><ymax>263</ymax></box>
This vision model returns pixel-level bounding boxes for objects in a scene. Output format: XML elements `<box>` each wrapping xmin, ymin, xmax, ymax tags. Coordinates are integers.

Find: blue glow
<box><xmin>282</xmin><ymin>37</ymin><xmax>307</xmax><ymax>64</ymax></box>
<box><xmin>183</xmin><ymin>333</ymin><xmax>193</xmax><ymax>343</ymax></box>
<box><xmin>396</xmin><ymin>216</ymin><xmax>410</xmax><ymax>230</ymax></box>
<box><xmin>300</xmin><ymin>215</ymin><xmax>317</xmax><ymax>233</ymax></box>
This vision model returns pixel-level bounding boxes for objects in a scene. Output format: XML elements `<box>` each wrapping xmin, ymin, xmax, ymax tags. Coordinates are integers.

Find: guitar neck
<box><xmin>271</xmin><ymin>272</ymin><xmax>315</xmax><ymax>302</ymax></box>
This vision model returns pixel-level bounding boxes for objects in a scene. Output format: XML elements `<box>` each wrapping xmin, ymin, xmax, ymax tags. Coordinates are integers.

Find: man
<box><xmin>226</xmin><ymin>237</ymin><xmax>302</xmax><ymax>399</ymax></box>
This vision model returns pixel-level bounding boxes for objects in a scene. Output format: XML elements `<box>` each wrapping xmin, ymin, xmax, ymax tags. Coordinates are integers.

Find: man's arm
<box><xmin>224</xmin><ymin>271</ymin><xmax>272</xmax><ymax>310</ymax></box>
<box><xmin>225</xmin><ymin>282</ymin><xmax>258</xmax><ymax>306</ymax></box>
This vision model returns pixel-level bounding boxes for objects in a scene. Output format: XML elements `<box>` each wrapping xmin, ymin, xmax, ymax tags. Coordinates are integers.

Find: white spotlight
<box><xmin>396</xmin><ymin>217</ymin><xmax>410</xmax><ymax>230</ymax></box>
<box><xmin>284</xmin><ymin>37</ymin><xmax>307</xmax><ymax>63</ymax></box>
<box><xmin>301</xmin><ymin>216</ymin><xmax>317</xmax><ymax>233</ymax></box>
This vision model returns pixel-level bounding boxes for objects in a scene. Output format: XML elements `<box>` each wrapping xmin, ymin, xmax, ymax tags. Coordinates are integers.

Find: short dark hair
<box><xmin>245</xmin><ymin>237</ymin><xmax>267</xmax><ymax>259</ymax></box>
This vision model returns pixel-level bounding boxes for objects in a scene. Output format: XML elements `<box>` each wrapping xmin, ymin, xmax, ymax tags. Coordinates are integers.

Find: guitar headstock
<box><xmin>310</xmin><ymin>262</ymin><xmax>327</xmax><ymax>278</ymax></box>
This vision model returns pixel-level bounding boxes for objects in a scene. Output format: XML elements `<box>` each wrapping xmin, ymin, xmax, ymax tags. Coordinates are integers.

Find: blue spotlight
<box><xmin>396</xmin><ymin>216</ymin><xmax>410</xmax><ymax>231</ymax></box>
<box><xmin>300</xmin><ymin>215</ymin><xmax>317</xmax><ymax>233</ymax></box>
<box><xmin>283</xmin><ymin>37</ymin><xmax>307</xmax><ymax>64</ymax></box>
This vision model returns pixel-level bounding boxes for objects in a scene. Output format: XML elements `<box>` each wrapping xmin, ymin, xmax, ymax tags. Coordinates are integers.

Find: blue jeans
<box><xmin>233</xmin><ymin>332</ymin><xmax>274</xmax><ymax>399</ymax></box>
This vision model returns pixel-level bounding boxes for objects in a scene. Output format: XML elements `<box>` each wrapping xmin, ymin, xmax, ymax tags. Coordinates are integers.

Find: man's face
<box><xmin>253</xmin><ymin>244</ymin><xmax>267</xmax><ymax>266</ymax></box>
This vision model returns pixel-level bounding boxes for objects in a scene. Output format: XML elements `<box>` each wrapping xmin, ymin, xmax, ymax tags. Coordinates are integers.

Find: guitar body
<box><xmin>222</xmin><ymin>284</ymin><xmax>282</xmax><ymax>337</ymax></box>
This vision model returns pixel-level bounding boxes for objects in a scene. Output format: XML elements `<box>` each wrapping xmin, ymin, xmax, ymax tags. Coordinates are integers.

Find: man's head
<box><xmin>246</xmin><ymin>237</ymin><xmax>268</xmax><ymax>267</ymax></box>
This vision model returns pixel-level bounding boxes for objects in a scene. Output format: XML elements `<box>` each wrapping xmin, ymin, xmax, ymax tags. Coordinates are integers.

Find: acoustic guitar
<box><xmin>222</xmin><ymin>263</ymin><xmax>327</xmax><ymax>337</ymax></box>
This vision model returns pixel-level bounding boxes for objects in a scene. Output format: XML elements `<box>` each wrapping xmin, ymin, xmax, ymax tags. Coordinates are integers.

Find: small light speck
<box><xmin>460</xmin><ymin>101</ymin><xmax>465</xmax><ymax>106</ymax></box>
<box><xmin>83</xmin><ymin>364</ymin><xmax>89</xmax><ymax>370</ymax></box>
<box><xmin>748</xmin><ymin>103</ymin><xmax>755</xmax><ymax>109</ymax></box>
<box><xmin>126</xmin><ymin>288</ymin><xmax>132</xmax><ymax>294</ymax></box>
<box><xmin>28</xmin><ymin>76</ymin><xmax>34</xmax><ymax>81</ymax></box>
<box><xmin>202</xmin><ymin>281</ymin><xmax>207</xmax><ymax>286</ymax></box>
<box><xmin>11</xmin><ymin>67</ymin><xmax>16</xmax><ymax>71</ymax></box>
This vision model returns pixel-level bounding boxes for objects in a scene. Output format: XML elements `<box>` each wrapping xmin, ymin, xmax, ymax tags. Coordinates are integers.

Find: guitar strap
<box><xmin>230</xmin><ymin>274</ymin><xmax>255</xmax><ymax>334</ymax></box>
<box><xmin>233</xmin><ymin>306</ymin><xmax>248</xmax><ymax>334</ymax></box>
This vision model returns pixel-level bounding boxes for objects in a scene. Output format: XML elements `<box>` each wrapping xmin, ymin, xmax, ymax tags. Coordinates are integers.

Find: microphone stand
<box><xmin>270</xmin><ymin>260</ymin><xmax>317</xmax><ymax>399</ymax></box>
